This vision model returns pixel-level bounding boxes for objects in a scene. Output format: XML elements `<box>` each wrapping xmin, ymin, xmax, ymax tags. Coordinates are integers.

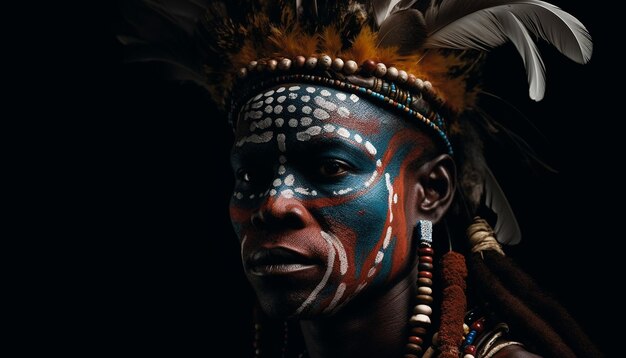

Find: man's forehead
<box><xmin>236</xmin><ymin>84</ymin><xmax>393</xmax><ymax>135</ymax></box>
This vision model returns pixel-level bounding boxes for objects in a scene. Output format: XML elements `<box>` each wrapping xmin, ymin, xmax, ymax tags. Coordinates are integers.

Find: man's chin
<box><xmin>254</xmin><ymin>290</ymin><xmax>327</xmax><ymax>319</ymax></box>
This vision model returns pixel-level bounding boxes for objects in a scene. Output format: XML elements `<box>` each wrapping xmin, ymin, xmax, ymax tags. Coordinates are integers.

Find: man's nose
<box><xmin>250</xmin><ymin>193</ymin><xmax>313</xmax><ymax>230</ymax></box>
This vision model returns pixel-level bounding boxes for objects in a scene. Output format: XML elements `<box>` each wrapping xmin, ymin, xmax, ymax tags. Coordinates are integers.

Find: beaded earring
<box><xmin>405</xmin><ymin>220</ymin><xmax>435</xmax><ymax>358</ymax></box>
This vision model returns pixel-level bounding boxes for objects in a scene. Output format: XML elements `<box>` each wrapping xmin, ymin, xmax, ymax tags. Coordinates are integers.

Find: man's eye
<box><xmin>318</xmin><ymin>159</ymin><xmax>351</xmax><ymax>178</ymax></box>
<box><xmin>236</xmin><ymin>168</ymin><xmax>252</xmax><ymax>183</ymax></box>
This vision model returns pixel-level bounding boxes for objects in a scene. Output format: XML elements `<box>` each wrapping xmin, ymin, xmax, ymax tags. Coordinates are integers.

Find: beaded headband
<box><xmin>231</xmin><ymin>55</ymin><xmax>454</xmax><ymax>154</ymax></box>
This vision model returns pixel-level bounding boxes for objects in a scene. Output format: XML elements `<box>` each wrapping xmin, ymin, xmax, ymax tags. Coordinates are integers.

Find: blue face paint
<box><xmin>230</xmin><ymin>84</ymin><xmax>435</xmax><ymax>317</ymax></box>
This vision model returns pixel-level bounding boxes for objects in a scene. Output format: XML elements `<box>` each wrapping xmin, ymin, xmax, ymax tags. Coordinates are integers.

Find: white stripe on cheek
<box><xmin>321</xmin><ymin>231</ymin><xmax>348</xmax><ymax>275</ymax></box>
<box><xmin>385</xmin><ymin>173</ymin><xmax>394</xmax><ymax>223</ymax></box>
<box><xmin>383</xmin><ymin>226</ymin><xmax>393</xmax><ymax>249</ymax></box>
<box><xmin>325</xmin><ymin>282</ymin><xmax>346</xmax><ymax>313</ymax></box>
<box><xmin>295</xmin><ymin>232</ymin><xmax>335</xmax><ymax>315</ymax></box>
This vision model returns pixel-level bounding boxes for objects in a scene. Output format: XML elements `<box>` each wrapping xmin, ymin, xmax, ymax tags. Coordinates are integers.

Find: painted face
<box><xmin>230</xmin><ymin>84</ymin><xmax>436</xmax><ymax>318</ymax></box>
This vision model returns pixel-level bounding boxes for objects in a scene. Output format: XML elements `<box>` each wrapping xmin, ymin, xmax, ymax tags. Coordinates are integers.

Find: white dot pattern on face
<box><xmin>236</xmin><ymin>86</ymin><xmax>381</xmax><ymax>201</ymax></box>
<box><xmin>336</xmin><ymin>127</ymin><xmax>350</xmax><ymax>138</ymax></box>
<box><xmin>314</xmin><ymin>96</ymin><xmax>337</xmax><ymax>112</ymax></box>
<box><xmin>338</xmin><ymin>107</ymin><xmax>350</xmax><ymax>117</ymax></box>
<box><xmin>313</xmin><ymin>108</ymin><xmax>330</xmax><ymax>120</ymax></box>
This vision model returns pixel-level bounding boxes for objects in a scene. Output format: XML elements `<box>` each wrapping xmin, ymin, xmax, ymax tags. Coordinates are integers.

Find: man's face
<box><xmin>230</xmin><ymin>84</ymin><xmax>434</xmax><ymax>317</ymax></box>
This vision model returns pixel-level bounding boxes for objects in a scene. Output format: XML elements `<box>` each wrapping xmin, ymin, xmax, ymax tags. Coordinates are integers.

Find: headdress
<box><xmin>119</xmin><ymin>0</ymin><xmax>592</xmax><ymax>245</ymax></box>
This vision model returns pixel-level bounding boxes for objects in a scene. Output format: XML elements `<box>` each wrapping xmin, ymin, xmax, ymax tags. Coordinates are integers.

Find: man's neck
<box><xmin>299</xmin><ymin>270</ymin><xmax>417</xmax><ymax>358</ymax></box>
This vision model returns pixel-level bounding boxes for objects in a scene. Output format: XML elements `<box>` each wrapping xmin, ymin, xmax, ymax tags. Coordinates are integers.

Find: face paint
<box><xmin>230</xmin><ymin>84</ymin><xmax>435</xmax><ymax>318</ymax></box>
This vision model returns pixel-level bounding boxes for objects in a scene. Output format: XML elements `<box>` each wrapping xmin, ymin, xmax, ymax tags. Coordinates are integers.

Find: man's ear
<box><xmin>412</xmin><ymin>154</ymin><xmax>456</xmax><ymax>224</ymax></box>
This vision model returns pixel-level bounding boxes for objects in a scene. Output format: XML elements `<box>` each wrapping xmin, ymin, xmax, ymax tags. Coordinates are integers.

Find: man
<box><xmin>120</xmin><ymin>0</ymin><xmax>601</xmax><ymax>356</ymax></box>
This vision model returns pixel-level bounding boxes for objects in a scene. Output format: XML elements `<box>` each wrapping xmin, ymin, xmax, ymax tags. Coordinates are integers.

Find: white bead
<box><xmin>247</xmin><ymin>60</ymin><xmax>258</xmax><ymax>71</ymax></box>
<box><xmin>423</xmin><ymin>80</ymin><xmax>433</xmax><ymax>91</ymax></box>
<box><xmin>237</xmin><ymin>67</ymin><xmax>247</xmax><ymax>78</ymax></box>
<box><xmin>410</xmin><ymin>314</ymin><xmax>431</xmax><ymax>325</ymax></box>
<box><xmin>415</xmin><ymin>78</ymin><xmax>424</xmax><ymax>90</ymax></box>
<box><xmin>319</xmin><ymin>55</ymin><xmax>332</xmax><ymax>69</ymax></box>
<box><xmin>267</xmin><ymin>59</ymin><xmax>277</xmax><ymax>71</ymax></box>
<box><xmin>463</xmin><ymin>323</ymin><xmax>470</xmax><ymax>334</ymax></box>
<box><xmin>386</xmin><ymin>66</ymin><xmax>398</xmax><ymax>80</ymax></box>
<box><xmin>463</xmin><ymin>355</ymin><xmax>475</xmax><ymax>358</ymax></box>
<box><xmin>331</xmin><ymin>58</ymin><xmax>344</xmax><ymax>71</ymax></box>
<box><xmin>344</xmin><ymin>60</ymin><xmax>358</xmax><ymax>74</ymax></box>
<box><xmin>374</xmin><ymin>63</ymin><xmax>387</xmax><ymax>77</ymax></box>
<box><xmin>414</xmin><ymin>304</ymin><xmax>432</xmax><ymax>315</ymax></box>
<box><xmin>305</xmin><ymin>56</ymin><xmax>318</xmax><ymax>69</ymax></box>
<box><xmin>278</xmin><ymin>58</ymin><xmax>292</xmax><ymax>70</ymax></box>
<box><xmin>417</xmin><ymin>286</ymin><xmax>432</xmax><ymax>295</ymax></box>
<box><xmin>398</xmin><ymin>70</ymin><xmax>408</xmax><ymax>83</ymax></box>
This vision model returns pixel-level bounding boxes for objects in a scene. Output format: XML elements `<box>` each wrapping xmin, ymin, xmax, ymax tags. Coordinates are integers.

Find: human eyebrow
<box><xmin>294</xmin><ymin>136</ymin><xmax>376</xmax><ymax>169</ymax></box>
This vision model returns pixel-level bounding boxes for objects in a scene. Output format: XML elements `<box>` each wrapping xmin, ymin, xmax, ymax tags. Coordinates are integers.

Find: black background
<box><xmin>82</xmin><ymin>1</ymin><xmax>620</xmax><ymax>355</ymax></box>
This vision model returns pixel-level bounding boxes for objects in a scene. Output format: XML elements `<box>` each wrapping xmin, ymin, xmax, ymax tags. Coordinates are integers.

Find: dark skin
<box><xmin>299</xmin><ymin>155</ymin><xmax>541</xmax><ymax>358</ymax></box>
<box><xmin>232</xmin><ymin>84</ymin><xmax>543</xmax><ymax>357</ymax></box>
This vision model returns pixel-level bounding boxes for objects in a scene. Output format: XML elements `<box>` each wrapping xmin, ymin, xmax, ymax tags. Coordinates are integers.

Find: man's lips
<box><xmin>246</xmin><ymin>247</ymin><xmax>320</xmax><ymax>276</ymax></box>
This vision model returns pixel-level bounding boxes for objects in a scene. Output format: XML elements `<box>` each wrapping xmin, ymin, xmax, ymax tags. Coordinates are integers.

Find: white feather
<box><xmin>372</xmin><ymin>0</ymin><xmax>401</xmax><ymax>27</ymax></box>
<box><xmin>507</xmin><ymin>3</ymin><xmax>592</xmax><ymax>64</ymax></box>
<box><xmin>422</xmin><ymin>0</ymin><xmax>592</xmax><ymax>100</ymax></box>
<box><xmin>424</xmin><ymin>9</ymin><xmax>508</xmax><ymax>50</ymax></box>
<box><xmin>484</xmin><ymin>167</ymin><xmax>522</xmax><ymax>245</ymax></box>
<box><xmin>383</xmin><ymin>0</ymin><xmax>404</xmax><ymax>20</ymax></box>
<box><xmin>498</xmin><ymin>11</ymin><xmax>546</xmax><ymax>100</ymax></box>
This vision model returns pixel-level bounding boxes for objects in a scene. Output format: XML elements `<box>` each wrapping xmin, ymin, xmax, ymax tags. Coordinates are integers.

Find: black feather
<box><xmin>377</xmin><ymin>9</ymin><xmax>427</xmax><ymax>54</ymax></box>
<box><xmin>390</xmin><ymin>0</ymin><xmax>420</xmax><ymax>13</ymax></box>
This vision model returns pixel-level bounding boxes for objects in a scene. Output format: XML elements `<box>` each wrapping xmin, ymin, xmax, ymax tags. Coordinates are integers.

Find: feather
<box><xmin>505</xmin><ymin>2</ymin><xmax>592</xmax><ymax>64</ymax></box>
<box><xmin>422</xmin><ymin>0</ymin><xmax>592</xmax><ymax>100</ymax></box>
<box><xmin>389</xmin><ymin>0</ymin><xmax>420</xmax><ymax>14</ymax></box>
<box><xmin>371</xmin><ymin>0</ymin><xmax>399</xmax><ymax>27</ymax></box>
<box><xmin>484</xmin><ymin>167</ymin><xmax>521</xmax><ymax>245</ymax></box>
<box><xmin>498</xmin><ymin>11</ymin><xmax>545</xmax><ymax>100</ymax></box>
<box><xmin>377</xmin><ymin>9</ymin><xmax>427</xmax><ymax>53</ymax></box>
